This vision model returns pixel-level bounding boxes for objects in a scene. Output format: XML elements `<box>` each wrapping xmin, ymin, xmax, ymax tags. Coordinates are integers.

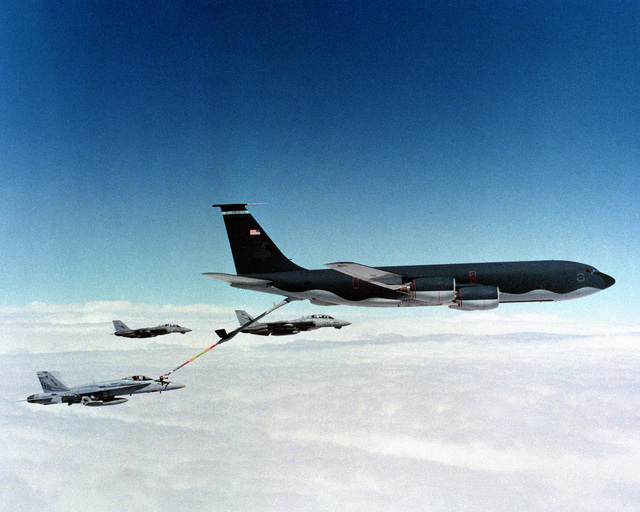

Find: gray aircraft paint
<box><xmin>235</xmin><ymin>310</ymin><xmax>351</xmax><ymax>336</ymax></box>
<box><xmin>26</xmin><ymin>371</ymin><xmax>185</xmax><ymax>406</ymax></box>
<box><xmin>112</xmin><ymin>320</ymin><xmax>192</xmax><ymax>338</ymax></box>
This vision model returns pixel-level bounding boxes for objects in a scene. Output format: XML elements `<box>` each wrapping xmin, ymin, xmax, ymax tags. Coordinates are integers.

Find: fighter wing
<box><xmin>265</xmin><ymin>323</ymin><xmax>298</xmax><ymax>334</ymax></box>
<box><xmin>260</xmin><ymin>319</ymin><xmax>290</xmax><ymax>326</ymax></box>
<box><xmin>258</xmin><ymin>317</ymin><xmax>315</xmax><ymax>328</ymax></box>
<box><xmin>63</xmin><ymin>382</ymin><xmax>148</xmax><ymax>404</ymax></box>
<box><xmin>283</xmin><ymin>320</ymin><xmax>316</xmax><ymax>330</ymax></box>
<box><xmin>324</xmin><ymin>262</ymin><xmax>407</xmax><ymax>290</ymax></box>
<box><xmin>132</xmin><ymin>329</ymin><xmax>156</xmax><ymax>338</ymax></box>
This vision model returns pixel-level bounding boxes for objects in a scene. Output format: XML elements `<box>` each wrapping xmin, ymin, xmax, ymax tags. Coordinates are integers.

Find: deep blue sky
<box><xmin>1</xmin><ymin>1</ymin><xmax>638</xmax><ymax>322</ymax></box>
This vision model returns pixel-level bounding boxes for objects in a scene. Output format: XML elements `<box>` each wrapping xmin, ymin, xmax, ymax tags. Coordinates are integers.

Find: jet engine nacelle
<box><xmin>450</xmin><ymin>285</ymin><xmax>500</xmax><ymax>311</ymax></box>
<box><xmin>81</xmin><ymin>396</ymin><xmax>129</xmax><ymax>406</ymax></box>
<box><xmin>408</xmin><ymin>277</ymin><xmax>456</xmax><ymax>304</ymax></box>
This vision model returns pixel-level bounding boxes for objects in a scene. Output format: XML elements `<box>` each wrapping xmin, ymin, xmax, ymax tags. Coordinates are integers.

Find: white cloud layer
<box><xmin>0</xmin><ymin>301</ymin><xmax>236</xmax><ymax>354</ymax></box>
<box><xmin>2</xmin><ymin>301</ymin><xmax>638</xmax><ymax>355</ymax></box>
<box><xmin>2</xmin><ymin>322</ymin><xmax>640</xmax><ymax>511</ymax></box>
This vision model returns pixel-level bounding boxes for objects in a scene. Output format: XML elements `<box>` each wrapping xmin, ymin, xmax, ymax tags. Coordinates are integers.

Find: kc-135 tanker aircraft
<box><xmin>205</xmin><ymin>204</ymin><xmax>615</xmax><ymax>310</ymax></box>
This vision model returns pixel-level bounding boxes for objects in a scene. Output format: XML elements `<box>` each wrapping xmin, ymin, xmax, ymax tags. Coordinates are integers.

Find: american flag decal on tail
<box><xmin>250</xmin><ymin>229</ymin><xmax>261</xmax><ymax>236</ymax></box>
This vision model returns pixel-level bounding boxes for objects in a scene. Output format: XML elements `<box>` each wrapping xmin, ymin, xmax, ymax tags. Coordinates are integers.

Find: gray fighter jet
<box><xmin>112</xmin><ymin>320</ymin><xmax>192</xmax><ymax>338</ymax></box>
<box><xmin>233</xmin><ymin>310</ymin><xmax>351</xmax><ymax>336</ymax></box>
<box><xmin>25</xmin><ymin>371</ymin><xmax>185</xmax><ymax>406</ymax></box>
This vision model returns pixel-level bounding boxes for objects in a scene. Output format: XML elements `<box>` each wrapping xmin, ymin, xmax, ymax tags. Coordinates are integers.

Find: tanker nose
<box><xmin>599</xmin><ymin>272</ymin><xmax>615</xmax><ymax>289</ymax></box>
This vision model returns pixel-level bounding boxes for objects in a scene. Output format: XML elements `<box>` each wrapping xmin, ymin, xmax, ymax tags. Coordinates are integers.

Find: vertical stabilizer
<box><xmin>37</xmin><ymin>371</ymin><xmax>70</xmax><ymax>392</ymax></box>
<box><xmin>213</xmin><ymin>204</ymin><xmax>305</xmax><ymax>275</ymax></box>
<box><xmin>112</xmin><ymin>320</ymin><xmax>129</xmax><ymax>332</ymax></box>
<box><xmin>235</xmin><ymin>310</ymin><xmax>254</xmax><ymax>325</ymax></box>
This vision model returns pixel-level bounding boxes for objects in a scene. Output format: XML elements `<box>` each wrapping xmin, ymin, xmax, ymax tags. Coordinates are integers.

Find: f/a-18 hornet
<box><xmin>230</xmin><ymin>310</ymin><xmax>350</xmax><ymax>336</ymax></box>
<box><xmin>204</xmin><ymin>204</ymin><xmax>615</xmax><ymax>311</ymax></box>
<box><xmin>112</xmin><ymin>320</ymin><xmax>192</xmax><ymax>338</ymax></box>
<box><xmin>26</xmin><ymin>371</ymin><xmax>185</xmax><ymax>406</ymax></box>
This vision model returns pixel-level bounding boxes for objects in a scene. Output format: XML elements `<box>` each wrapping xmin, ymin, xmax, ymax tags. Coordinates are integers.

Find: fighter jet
<box><xmin>112</xmin><ymin>320</ymin><xmax>191</xmax><ymax>338</ymax></box>
<box><xmin>25</xmin><ymin>371</ymin><xmax>185</xmax><ymax>406</ymax></box>
<box><xmin>232</xmin><ymin>310</ymin><xmax>350</xmax><ymax>336</ymax></box>
<box><xmin>204</xmin><ymin>204</ymin><xmax>615</xmax><ymax>310</ymax></box>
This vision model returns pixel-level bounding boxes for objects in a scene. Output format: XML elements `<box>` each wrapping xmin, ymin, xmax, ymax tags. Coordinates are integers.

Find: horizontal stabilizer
<box><xmin>202</xmin><ymin>273</ymin><xmax>272</xmax><ymax>285</ymax></box>
<box><xmin>325</xmin><ymin>262</ymin><xmax>407</xmax><ymax>290</ymax></box>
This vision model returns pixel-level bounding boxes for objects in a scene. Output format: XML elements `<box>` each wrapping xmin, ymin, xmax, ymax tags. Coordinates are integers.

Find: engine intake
<box><xmin>406</xmin><ymin>277</ymin><xmax>456</xmax><ymax>304</ymax></box>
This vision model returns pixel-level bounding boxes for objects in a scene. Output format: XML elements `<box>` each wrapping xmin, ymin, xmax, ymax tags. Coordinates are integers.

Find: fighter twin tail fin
<box><xmin>235</xmin><ymin>310</ymin><xmax>254</xmax><ymax>325</ymax></box>
<box><xmin>37</xmin><ymin>371</ymin><xmax>70</xmax><ymax>392</ymax></box>
<box><xmin>112</xmin><ymin>320</ymin><xmax>129</xmax><ymax>332</ymax></box>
